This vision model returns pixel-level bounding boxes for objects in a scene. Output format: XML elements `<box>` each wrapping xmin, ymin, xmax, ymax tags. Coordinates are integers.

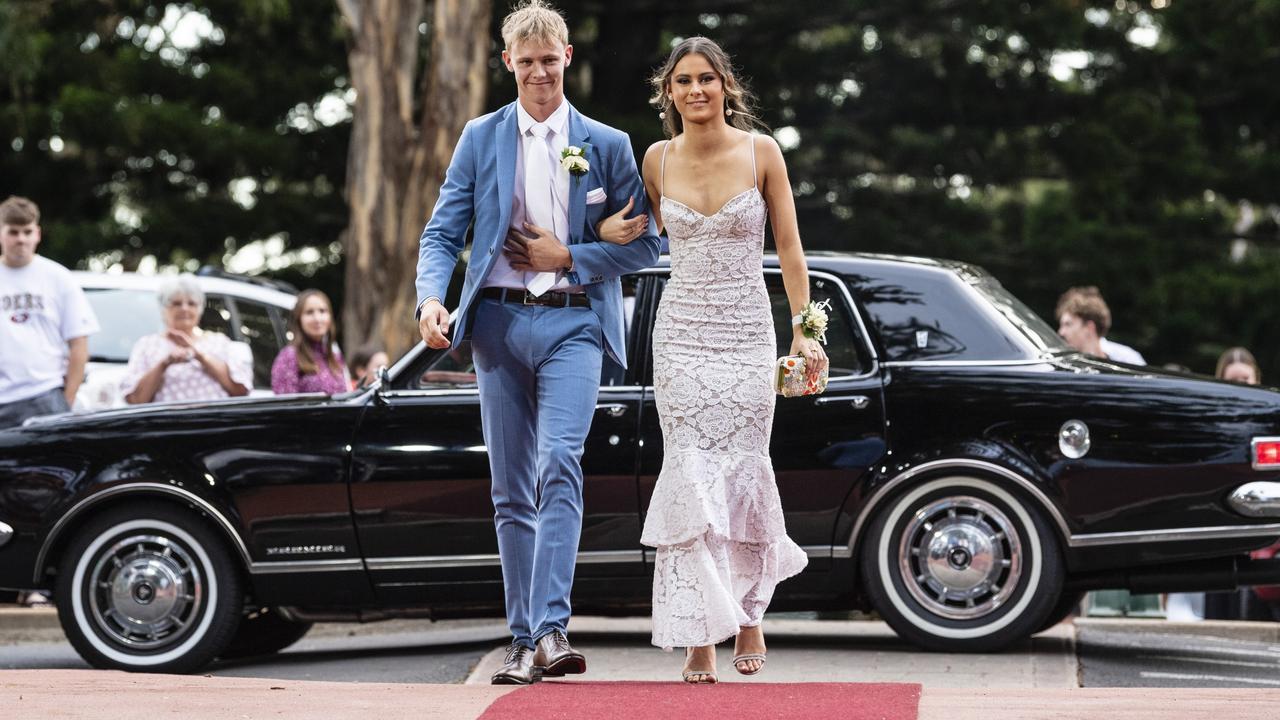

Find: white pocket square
<box><xmin>585</xmin><ymin>187</ymin><xmax>607</xmax><ymax>205</ymax></box>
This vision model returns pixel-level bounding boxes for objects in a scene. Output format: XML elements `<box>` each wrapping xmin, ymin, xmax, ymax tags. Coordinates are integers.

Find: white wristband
<box><xmin>791</xmin><ymin>314</ymin><xmax>803</xmax><ymax>326</ymax></box>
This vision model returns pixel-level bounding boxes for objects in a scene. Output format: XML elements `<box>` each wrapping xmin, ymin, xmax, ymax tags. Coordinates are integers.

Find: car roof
<box><xmin>73</xmin><ymin>271</ymin><xmax>297</xmax><ymax>309</ymax></box>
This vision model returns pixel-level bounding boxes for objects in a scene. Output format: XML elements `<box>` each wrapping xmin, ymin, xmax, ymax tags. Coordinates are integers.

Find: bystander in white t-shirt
<box><xmin>0</xmin><ymin>256</ymin><xmax>100</xmax><ymax>404</ymax></box>
<box><xmin>1100</xmin><ymin>337</ymin><xmax>1146</xmax><ymax>365</ymax></box>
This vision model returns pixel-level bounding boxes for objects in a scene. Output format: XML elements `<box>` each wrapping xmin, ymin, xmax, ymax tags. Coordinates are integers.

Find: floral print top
<box><xmin>270</xmin><ymin>342</ymin><xmax>349</xmax><ymax>395</ymax></box>
<box><xmin>120</xmin><ymin>332</ymin><xmax>253</xmax><ymax>404</ymax></box>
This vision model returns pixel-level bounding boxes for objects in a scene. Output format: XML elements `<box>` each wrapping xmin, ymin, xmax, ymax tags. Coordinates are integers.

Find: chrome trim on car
<box><xmin>0</xmin><ymin>520</ymin><xmax>13</xmax><ymax>549</ymax></box>
<box><xmin>365</xmin><ymin>549</ymin><xmax>643</xmax><ymax>571</ymax></box>
<box><xmin>643</xmin><ymin>545</ymin><xmax>836</xmax><ymax>563</ymax></box>
<box><xmin>1068</xmin><ymin>523</ymin><xmax>1280</xmax><ymax>547</ymax></box>
<box><xmin>386</xmin><ymin>267</ymin><xmax>880</xmax><ymax>391</ymax></box>
<box><xmin>844</xmin><ymin>459</ymin><xmax>1073</xmax><ymax>559</ymax></box>
<box><xmin>842</xmin><ymin>459</ymin><xmax>1280</xmax><ymax>561</ymax></box>
<box><xmin>1250</xmin><ymin>437</ymin><xmax>1280</xmax><ymax>471</ymax></box>
<box><xmin>1228</xmin><ymin>481</ymin><xmax>1280</xmax><ymax>517</ymax></box>
<box><xmin>882</xmin><ymin>358</ymin><xmax>1055</xmax><ymax>368</ymax></box>
<box><xmin>33</xmin><ymin>482</ymin><xmax>253</xmax><ymax>584</ymax></box>
<box><xmin>248</xmin><ymin>558</ymin><xmax>366</xmax><ymax>575</ymax></box>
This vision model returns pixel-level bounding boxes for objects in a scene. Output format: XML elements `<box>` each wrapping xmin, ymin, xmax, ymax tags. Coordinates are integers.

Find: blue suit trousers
<box><xmin>470</xmin><ymin>298</ymin><xmax>603</xmax><ymax>648</ymax></box>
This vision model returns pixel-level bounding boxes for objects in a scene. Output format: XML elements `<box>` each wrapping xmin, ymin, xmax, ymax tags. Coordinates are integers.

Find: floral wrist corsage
<box><xmin>560</xmin><ymin>145</ymin><xmax>590</xmax><ymax>183</ymax></box>
<box><xmin>791</xmin><ymin>299</ymin><xmax>832</xmax><ymax>344</ymax></box>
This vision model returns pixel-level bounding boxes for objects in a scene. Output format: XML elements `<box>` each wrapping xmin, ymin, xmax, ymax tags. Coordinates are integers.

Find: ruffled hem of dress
<box><xmin>649</xmin><ymin>530</ymin><xmax>809</xmax><ymax>650</ymax></box>
<box><xmin>640</xmin><ymin>449</ymin><xmax>787</xmax><ymax>547</ymax></box>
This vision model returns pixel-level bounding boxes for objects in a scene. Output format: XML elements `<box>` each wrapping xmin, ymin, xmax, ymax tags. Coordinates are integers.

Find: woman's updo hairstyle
<box><xmin>649</xmin><ymin>36</ymin><xmax>765</xmax><ymax>139</ymax></box>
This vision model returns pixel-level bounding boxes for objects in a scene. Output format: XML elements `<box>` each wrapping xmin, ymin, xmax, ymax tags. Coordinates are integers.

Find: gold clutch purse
<box><xmin>774</xmin><ymin>355</ymin><xmax>829</xmax><ymax>397</ymax></box>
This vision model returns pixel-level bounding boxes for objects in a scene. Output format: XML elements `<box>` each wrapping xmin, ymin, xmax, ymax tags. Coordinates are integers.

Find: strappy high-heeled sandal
<box><xmin>683</xmin><ymin>648</ymin><xmax>718</xmax><ymax>684</ymax></box>
<box><xmin>731</xmin><ymin>652</ymin><xmax>767</xmax><ymax>676</ymax></box>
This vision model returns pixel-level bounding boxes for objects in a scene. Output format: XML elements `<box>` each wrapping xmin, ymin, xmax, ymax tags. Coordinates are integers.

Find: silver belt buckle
<box><xmin>522</xmin><ymin>290</ymin><xmax>543</xmax><ymax>305</ymax></box>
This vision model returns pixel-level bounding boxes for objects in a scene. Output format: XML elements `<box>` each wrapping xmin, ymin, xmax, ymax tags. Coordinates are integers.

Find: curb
<box><xmin>0</xmin><ymin>607</ymin><xmax>59</xmax><ymax>631</ymax></box>
<box><xmin>1074</xmin><ymin>617</ymin><xmax>1280</xmax><ymax>643</ymax></box>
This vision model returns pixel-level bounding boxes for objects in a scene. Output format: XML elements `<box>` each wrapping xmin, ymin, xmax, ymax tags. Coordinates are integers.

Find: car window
<box><xmin>415</xmin><ymin>346</ymin><xmax>479</xmax><ymax>389</ymax></box>
<box><xmin>850</xmin><ymin>266</ymin><xmax>1030</xmax><ymax>362</ymax></box>
<box><xmin>601</xmin><ymin>274</ymin><xmax>643</xmax><ymax>387</ymax></box>
<box><xmin>82</xmin><ymin>289</ymin><xmax>165</xmax><ymax>362</ymax></box>
<box><xmin>232</xmin><ymin>299</ymin><xmax>283</xmax><ymax>388</ymax></box>
<box><xmin>642</xmin><ymin>271</ymin><xmax>871</xmax><ymax>385</ymax></box>
<box><xmin>202</xmin><ymin>295</ymin><xmax>233</xmax><ymax>336</ymax></box>
<box><xmin>766</xmin><ymin>273</ymin><xmax>870</xmax><ymax>378</ymax></box>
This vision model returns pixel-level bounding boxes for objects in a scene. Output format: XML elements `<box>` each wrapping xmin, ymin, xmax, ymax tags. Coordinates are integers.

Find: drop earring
<box><xmin>726</xmin><ymin>108</ymin><xmax>734</xmax><ymax>117</ymax></box>
<box><xmin>658</xmin><ymin>110</ymin><xmax>666</xmax><ymax>120</ymax></box>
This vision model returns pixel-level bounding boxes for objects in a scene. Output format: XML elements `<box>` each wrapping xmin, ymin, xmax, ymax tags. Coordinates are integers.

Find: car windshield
<box><xmin>970</xmin><ymin>279</ymin><xmax>1071</xmax><ymax>356</ymax></box>
<box><xmin>82</xmin><ymin>288</ymin><xmax>166</xmax><ymax>362</ymax></box>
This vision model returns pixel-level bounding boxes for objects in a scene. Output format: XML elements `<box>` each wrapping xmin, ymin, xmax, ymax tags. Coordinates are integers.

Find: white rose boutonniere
<box><xmin>794</xmin><ymin>299</ymin><xmax>832</xmax><ymax>344</ymax></box>
<box><xmin>560</xmin><ymin>144</ymin><xmax>590</xmax><ymax>184</ymax></box>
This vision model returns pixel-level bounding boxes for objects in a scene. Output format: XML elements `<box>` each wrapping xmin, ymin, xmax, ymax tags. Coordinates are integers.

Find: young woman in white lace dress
<box><xmin>598</xmin><ymin>37</ymin><xmax>828</xmax><ymax>683</ymax></box>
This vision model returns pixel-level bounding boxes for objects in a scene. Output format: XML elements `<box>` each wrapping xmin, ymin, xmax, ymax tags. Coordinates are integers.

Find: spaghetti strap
<box><xmin>660</xmin><ymin>140</ymin><xmax>671</xmax><ymax>197</ymax></box>
<box><xmin>749</xmin><ymin>134</ymin><xmax>758</xmax><ymax>191</ymax></box>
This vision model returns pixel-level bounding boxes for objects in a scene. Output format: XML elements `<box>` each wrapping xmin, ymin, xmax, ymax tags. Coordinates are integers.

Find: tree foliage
<box><xmin>3</xmin><ymin>0</ymin><xmax>1278</xmax><ymax>377</ymax></box>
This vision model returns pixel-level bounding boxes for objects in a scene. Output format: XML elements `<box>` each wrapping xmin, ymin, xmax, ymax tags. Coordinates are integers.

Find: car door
<box><xmin>349</xmin><ymin>275</ymin><xmax>650</xmax><ymax>606</ymax></box>
<box><xmin>635</xmin><ymin>268</ymin><xmax>886</xmax><ymax>577</ymax></box>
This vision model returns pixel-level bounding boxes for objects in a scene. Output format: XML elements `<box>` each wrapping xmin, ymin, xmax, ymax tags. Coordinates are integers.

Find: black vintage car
<box><xmin>3</xmin><ymin>252</ymin><xmax>1280</xmax><ymax>673</ymax></box>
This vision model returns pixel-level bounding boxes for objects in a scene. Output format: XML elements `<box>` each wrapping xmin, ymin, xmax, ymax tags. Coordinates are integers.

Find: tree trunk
<box><xmin>338</xmin><ymin>0</ymin><xmax>491</xmax><ymax>360</ymax></box>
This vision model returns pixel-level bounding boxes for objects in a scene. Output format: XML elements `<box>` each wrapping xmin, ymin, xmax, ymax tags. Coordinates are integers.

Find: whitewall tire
<box><xmin>54</xmin><ymin>503</ymin><xmax>242</xmax><ymax>673</ymax></box>
<box><xmin>860</xmin><ymin>475</ymin><xmax>1063</xmax><ymax>652</ymax></box>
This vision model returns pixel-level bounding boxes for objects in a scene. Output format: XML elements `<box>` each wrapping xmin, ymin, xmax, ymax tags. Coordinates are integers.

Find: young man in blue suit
<box><xmin>414</xmin><ymin>0</ymin><xmax>660</xmax><ymax>685</ymax></box>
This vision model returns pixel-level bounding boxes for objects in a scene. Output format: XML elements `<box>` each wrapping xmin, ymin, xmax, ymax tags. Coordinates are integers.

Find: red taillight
<box><xmin>1254</xmin><ymin>439</ymin><xmax>1280</xmax><ymax>469</ymax></box>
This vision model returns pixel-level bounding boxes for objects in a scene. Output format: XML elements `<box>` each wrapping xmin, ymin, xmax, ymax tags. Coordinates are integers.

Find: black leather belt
<box><xmin>481</xmin><ymin>287</ymin><xmax>590</xmax><ymax>308</ymax></box>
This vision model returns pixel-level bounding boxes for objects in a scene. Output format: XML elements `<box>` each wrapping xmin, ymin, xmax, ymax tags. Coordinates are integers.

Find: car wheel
<box><xmin>219</xmin><ymin>607</ymin><xmax>313</xmax><ymax>659</ymax></box>
<box><xmin>54</xmin><ymin>502</ymin><xmax>242</xmax><ymax>673</ymax></box>
<box><xmin>860</xmin><ymin>474</ymin><xmax>1063</xmax><ymax>652</ymax></box>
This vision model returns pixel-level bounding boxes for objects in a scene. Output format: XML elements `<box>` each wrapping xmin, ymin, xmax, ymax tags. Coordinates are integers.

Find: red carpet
<box><xmin>478</xmin><ymin>681</ymin><xmax>922</xmax><ymax>720</ymax></box>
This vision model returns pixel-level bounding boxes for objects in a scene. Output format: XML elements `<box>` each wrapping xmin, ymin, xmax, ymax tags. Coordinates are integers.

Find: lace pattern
<box><xmin>642</xmin><ymin>187</ymin><xmax>808</xmax><ymax>649</ymax></box>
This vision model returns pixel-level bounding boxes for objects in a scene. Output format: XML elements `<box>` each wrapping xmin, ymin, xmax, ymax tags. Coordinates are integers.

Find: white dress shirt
<box><xmin>483</xmin><ymin>100</ymin><xmax>580</xmax><ymax>293</ymax></box>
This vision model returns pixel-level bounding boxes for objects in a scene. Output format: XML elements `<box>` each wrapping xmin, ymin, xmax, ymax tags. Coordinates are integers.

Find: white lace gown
<box><xmin>641</xmin><ymin>153</ymin><xmax>809</xmax><ymax>650</ymax></box>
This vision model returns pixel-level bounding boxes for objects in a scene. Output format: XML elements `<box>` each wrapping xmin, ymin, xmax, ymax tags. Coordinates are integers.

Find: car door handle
<box><xmin>596</xmin><ymin>403</ymin><xmax>628</xmax><ymax>417</ymax></box>
<box><xmin>815</xmin><ymin>395</ymin><xmax>870</xmax><ymax>409</ymax></box>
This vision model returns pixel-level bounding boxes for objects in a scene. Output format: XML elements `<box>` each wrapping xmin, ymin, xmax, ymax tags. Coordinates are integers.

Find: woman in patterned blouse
<box><xmin>270</xmin><ymin>289</ymin><xmax>349</xmax><ymax>395</ymax></box>
<box><xmin>122</xmin><ymin>274</ymin><xmax>253</xmax><ymax>404</ymax></box>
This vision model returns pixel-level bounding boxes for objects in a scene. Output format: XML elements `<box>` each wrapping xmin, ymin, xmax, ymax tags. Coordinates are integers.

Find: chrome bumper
<box><xmin>1228</xmin><ymin>482</ymin><xmax>1280</xmax><ymax>518</ymax></box>
<box><xmin>0</xmin><ymin>520</ymin><xmax>12</xmax><ymax>549</ymax></box>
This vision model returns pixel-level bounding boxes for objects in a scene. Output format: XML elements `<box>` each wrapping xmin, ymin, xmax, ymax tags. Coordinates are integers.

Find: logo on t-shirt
<box><xmin>3</xmin><ymin>293</ymin><xmax>44</xmax><ymax>325</ymax></box>
<box><xmin>2</xmin><ymin>293</ymin><xmax>45</xmax><ymax>311</ymax></box>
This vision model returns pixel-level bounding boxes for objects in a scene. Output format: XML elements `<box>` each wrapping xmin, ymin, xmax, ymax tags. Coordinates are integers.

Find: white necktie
<box><xmin>524</xmin><ymin>123</ymin><xmax>558</xmax><ymax>296</ymax></box>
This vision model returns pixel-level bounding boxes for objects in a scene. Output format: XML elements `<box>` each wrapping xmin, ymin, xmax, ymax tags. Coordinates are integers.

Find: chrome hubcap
<box><xmin>89</xmin><ymin>534</ymin><xmax>202</xmax><ymax>649</ymax></box>
<box><xmin>898</xmin><ymin>496</ymin><xmax>1022</xmax><ymax>619</ymax></box>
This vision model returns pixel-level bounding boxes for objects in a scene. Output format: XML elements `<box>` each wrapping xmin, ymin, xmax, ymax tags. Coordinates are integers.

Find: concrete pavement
<box><xmin>5</xmin><ymin>609</ymin><xmax>1280</xmax><ymax>718</ymax></box>
<box><xmin>467</xmin><ymin>616</ymin><xmax>1078</xmax><ymax>687</ymax></box>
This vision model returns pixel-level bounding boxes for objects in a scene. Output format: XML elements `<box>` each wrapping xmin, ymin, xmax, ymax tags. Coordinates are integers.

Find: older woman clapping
<box><xmin>121</xmin><ymin>274</ymin><xmax>253</xmax><ymax>404</ymax></box>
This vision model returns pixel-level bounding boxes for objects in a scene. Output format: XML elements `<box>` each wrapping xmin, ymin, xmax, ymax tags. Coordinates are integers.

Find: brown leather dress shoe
<box><xmin>491</xmin><ymin>641</ymin><xmax>539</xmax><ymax>685</ymax></box>
<box><xmin>533</xmin><ymin>630</ymin><xmax>586</xmax><ymax>676</ymax></box>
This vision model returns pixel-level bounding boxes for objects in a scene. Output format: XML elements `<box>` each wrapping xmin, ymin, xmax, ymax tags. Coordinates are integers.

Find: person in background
<box><xmin>0</xmin><ymin>196</ymin><xmax>98</xmax><ymax>429</ymax></box>
<box><xmin>121</xmin><ymin>274</ymin><xmax>253</xmax><ymax>404</ymax></box>
<box><xmin>0</xmin><ymin>195</ymin><xmax>100</xmax><ymax>607</ymax></box>
<box><xmin>1216</xmin><ymin>346</ymin><xmax>1261</xmax><ymax>385</ymax></box>
<box><xmin>1215</xmin><ymin>347</ymin><xmax>1279</xmax><ymax>619</ymax></box>
<box><xmin>1055</xmin><ymin>287</ymin><xmax>1146</xmax><ymax>365</ymax></box>
<box><xmin>347</xmin><ymin>343</ymin><xmax>389</xmax><ymax>390</ymax></box>
<box><xmin>1185</xmin><ymin>347</ymin><xmax>1265</xmax><ymax>622</ymax></box>
<box><xmin>271</xmin><ymin>289</ymin><xmax>349</xmax><ymax>395</ymax></box>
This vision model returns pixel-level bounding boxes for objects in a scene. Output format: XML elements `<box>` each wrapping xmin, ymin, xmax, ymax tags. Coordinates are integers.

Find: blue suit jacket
<box><xmin>415</xmin><ymin>102</ymin><xmax>660</xmax><ymax>368</ymax></box>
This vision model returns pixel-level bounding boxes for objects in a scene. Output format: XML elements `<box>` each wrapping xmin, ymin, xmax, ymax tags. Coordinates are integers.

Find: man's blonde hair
<box><xmin>0</xmin><ymin>196</ymin><xmax>39</xmax><ymax>226</ymax></box>
<box><xmin>501</xmin><ymin>0</ymin><xmax>568</xmax><ymax>50</ymax></box>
